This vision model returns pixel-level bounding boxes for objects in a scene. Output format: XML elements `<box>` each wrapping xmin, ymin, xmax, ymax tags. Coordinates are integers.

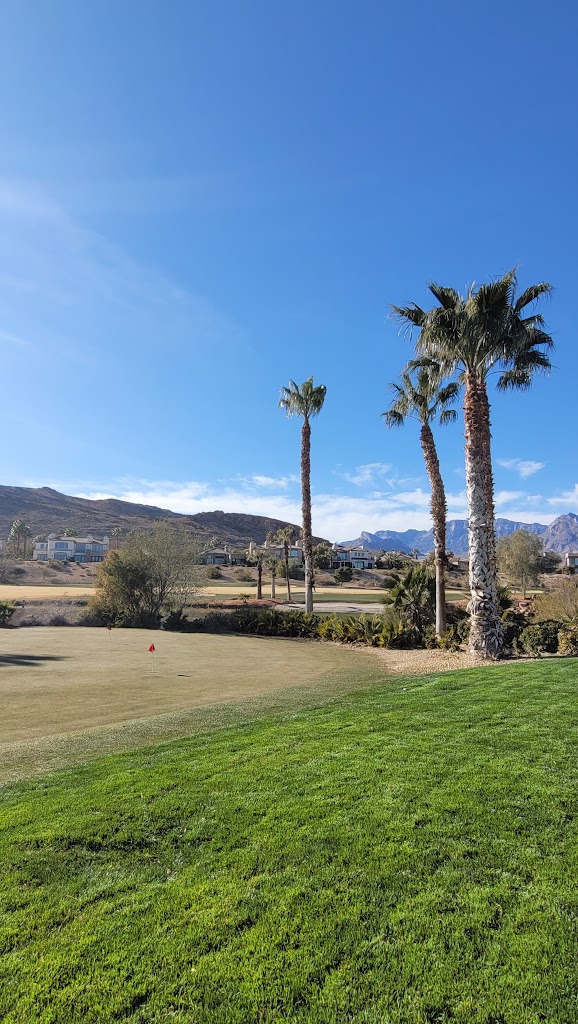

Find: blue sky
<box><xmin>1</xmin><ymin>0</ymin><xmax>576</xmax><ymax>541</ymax></box>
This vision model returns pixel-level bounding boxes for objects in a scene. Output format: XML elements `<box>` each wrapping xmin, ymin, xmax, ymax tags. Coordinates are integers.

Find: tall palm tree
<box><xmin>265</xmin><ymin>556</ymin><xmax>278</xmax><ymax>600</ymax></box>
<box><xmin>392</xmin><ymin>269</ymin><xmax>553</xmax><ymax>658</ymax></box>
<box><xmin>9</xmin><ymin>519</ymin><xmax>25</xmax><ymax>558</ymax></box>
<box><xmin>249</xmin><ymin>547</ymin><xmax>265</xmax><ymax>600</ymax></box>
<box><xmin>383</xmin><ymin>363</ymin><xmax>459</xmax><ymax>635</ymax></box>
<box><xmin>279</xmin><ymin>377</ymin><xmax>327</xmax><ymax>613</ymax></box>
<box><xmin>275</xmin><ymin>525</ymin><xmax>297</xmax><ymax>603</ymax></box>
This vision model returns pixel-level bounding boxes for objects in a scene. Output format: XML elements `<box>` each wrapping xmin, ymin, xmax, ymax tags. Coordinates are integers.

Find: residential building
<box><xmin>565</xmin><ymin>552</ymin><xmax>578</xmax><ymax>572</ymax></box>
<box><xmin>199</xmin><ymin>545</ymin><xmax>232</xmax><ymax>566</ymax></box>
<box><xmin>330</xmin><ymin>545</ymin><xmax>375</xmax><ymax>570</ymax></box>
<box><xmin>33</xmin><ymin>535</ymin><xmax>109</xmax><ymax>563</ymax></box>
<box><xmin>248</xmin><ymin>539</ymin><xmax>304</xmax><ymax>565</ymax></box>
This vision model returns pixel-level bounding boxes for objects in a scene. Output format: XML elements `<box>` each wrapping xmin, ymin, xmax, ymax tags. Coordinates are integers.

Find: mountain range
<box><xmin>340</xmin><ymin>514</ymin><xmax>578</xmax><ymax>556</ymax></box>
<box><xmin>0</xmin><ymin>486</ymin><xmax>327</xmax><ymax>548</ymax></box>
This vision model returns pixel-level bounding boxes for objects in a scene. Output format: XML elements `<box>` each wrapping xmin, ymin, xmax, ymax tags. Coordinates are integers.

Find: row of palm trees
<box><xmin>8</xmin><ymin>518</ymin><xmax>33</xmax><ymax>558</ymax></box>
<box><xmin>281</xmin><ymin>269</ymin><xmax>554</xmax><ymax>659</ymax></box>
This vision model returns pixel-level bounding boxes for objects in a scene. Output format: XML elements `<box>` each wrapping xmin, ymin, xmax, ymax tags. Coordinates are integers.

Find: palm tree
<box><xmin>392</xmin><ymin>269</ymin><xmax>553</xmax><ymax>658</ymax></box>
<box><xmin>279</xmin><ymin>377</ymin><xmax>327</xmax><ymax>613</ymax></box>
<box><xmin>248</xmin><ymin>548</ymin><xmax>265</xmax><ymax>600</ymax></box>
<box><xmin>383</xmin><ymin>363</ymin><xmax>459</xmax><ymax>635</ymax></box>
<box><xmin>275</xmin><ymin>525</ymin><xmax>297</xmax><ymax>603</ymax></box>
<box><xmin>265</xmin><ymin>556</ymin><xmax>278</xmax><ymax>600</ymax></box>
<box><xmin>9</xmin><ymin>519</ymin><xmax>26</xmax><ymax>558</ymax></box>
<box><xmin>20</xmin><ymin>523</ymin><xmax>32</xmax><ymax>559</ymax></box>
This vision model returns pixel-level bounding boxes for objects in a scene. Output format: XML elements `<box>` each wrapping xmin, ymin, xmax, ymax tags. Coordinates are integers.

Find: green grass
<box><xmin>1</xmin><ymin>659</ymin><xmax>578</xmax><ymax>1022</ymax></box>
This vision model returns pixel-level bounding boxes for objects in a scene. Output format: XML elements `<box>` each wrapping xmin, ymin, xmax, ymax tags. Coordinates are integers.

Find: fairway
<box><xmin>0</xmin><ymin>627</ymin><xmax>350</xmax><ymax>744</ymax></box>
<box><xmin>0</xmin><ymin>584</ymin><xmax>95</xmax><ymax>601</ymax></box>
<box><xmin>1</xmin><ymin>659</ymin><xmax>577</xmax><ymax>1023</ymax></box>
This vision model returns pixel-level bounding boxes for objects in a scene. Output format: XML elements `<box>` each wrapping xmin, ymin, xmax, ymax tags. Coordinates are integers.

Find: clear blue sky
<box><xmin>1</xmin><ymin>0</ymin><xmax>576</xmax><ymax>540</ymax></box>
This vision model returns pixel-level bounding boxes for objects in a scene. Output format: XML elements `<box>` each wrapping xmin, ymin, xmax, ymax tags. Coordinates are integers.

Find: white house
<box><xmin>565</xmin><ymin>552</ymin><xmax>578</xmax><ymax>572</ymax></box>
<box><xmin>33</xmin><ymin>535</ymin><xmax>109</xmax><ymax>563</ymax></box>
<box><xmin>330</xmin><ymin>545</ymin><xmax>375</xmax><ymax>570</ymax></box>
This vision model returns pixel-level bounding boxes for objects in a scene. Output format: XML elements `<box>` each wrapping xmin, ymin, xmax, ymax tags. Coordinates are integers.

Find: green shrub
<box><xmin>558</xmin><ymin>626</ymin><xmax>578</xmax><ymax>656</ymax></box>
<box><xmin>206</xmin><ymin>566</ymin><xmax>223</xmax><ymax>579</ymax></box>
<box><xmin>517</xmin><ymin>620</ymin><xmax>562</xmax><ymax>655</ymax></box>
<box><xmin>501</xmin><ymin>609</ymin><xmax>529</xmax><ymax>647</ymax></box>
<box><xmin>423</xmin><ymin>624</ymin><xmax>461</xmax><ymax>651</ymax></box>
<box><xmin>0</xmin><ymin>601</ymin><xmax>15</xmax><ymax>626</ymax></box>
<box><xmin>234</xmin><ymin>569</ymin><xmax>254</xmax><ymax>583</ymax></box>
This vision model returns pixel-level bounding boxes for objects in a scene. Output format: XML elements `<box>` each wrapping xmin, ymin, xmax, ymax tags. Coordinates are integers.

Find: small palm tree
<box><xmin>279</xmin><ymin>377</ymin><xmax>327</xmax><ymax>614</ymax></box>
<box><xmin>382</xmin><ymin>564</ymin><xmax>433</xmax><ymax>638</ymax></box>
<box><xmin>383</xmin><ymin>363</ymin><xmax>458</xmax><ymax>635</ymax></box>
<box><xmin>392</xmin><ymin>269</ymin><xmax>553</xmax><ymax>659</ymax></box>
<box><xmin>9</xmin><ymin>519</ymin><xmax>26</xmax><ymax>558</ymax></box>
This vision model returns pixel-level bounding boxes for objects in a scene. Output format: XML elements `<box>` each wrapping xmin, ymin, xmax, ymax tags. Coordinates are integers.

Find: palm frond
<box><xmin>514</xmin><ymin>282</ymin><xmax>554</xmax><ymax>313</ymax></box>
<box><xmin>439</xmin><ymin>408</ymin><xmax>458</xmax><ymax>426</ymax></box>
<box><xmin>382</xmin><ymin>409</ymin><xmax>405</xmax><ymax>428</ymax></box>
<box><xmin>428</xmin><ymin>283</ymin><xmax>460</xmax><ymax>310</ymax></box>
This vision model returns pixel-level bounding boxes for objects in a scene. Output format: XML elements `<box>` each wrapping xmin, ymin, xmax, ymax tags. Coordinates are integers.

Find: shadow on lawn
<box><xmin>0</xmin><ymin>655</ymin><xmax>67</xmax><ymax>667</ymax></box>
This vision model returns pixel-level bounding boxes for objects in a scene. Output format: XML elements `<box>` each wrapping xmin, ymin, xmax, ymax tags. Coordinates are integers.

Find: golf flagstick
<box><xmin>148</xmin><ymin>643</ymin><xmax>156</xmax><ymax>673</ymax></box>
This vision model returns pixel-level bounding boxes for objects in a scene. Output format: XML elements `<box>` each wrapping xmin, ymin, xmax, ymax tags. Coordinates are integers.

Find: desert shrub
<box><xmin>558</xmin><ymin>626</ymin><xmax>578</xmax><ymax>656</ymax></box>
<box><xmin>206</xmin><ymin>566</ymin><xmax>223</xmax><ymax>579</ymax></box>
<box><xmin>533</xmin><ymin>578</ymin><xmax>578</xmax><ymax>624</ymax></box>
<box><xmin>380</xmin><ymin>574</ymin><xmax>398</xmax><ymax>590</ymax></box>
<box><xmin>48</xmin><ymin>614</ymin><xmax>70</xmax><ymax>626</ymax></box>
<box><xmin>500</xmin><ymin>609</ymin><xmax>529</xmax><ymax>647</ymax></box>
<box><xmin>234</xmin><ymin>568</ymin><xmax>254</xmax><ymax>582</ymax></box>
<box><xmin>334</xmin><ymin>566</ymin><xmax>353</xmax><ymax>585</ymax></box>
<box><xmin>517</xmin><ymin>620</ymin><xmax>562</xmax><ymax>655</ymax></box>
<box><xmin>423</xmin><ymin>624</ymin><xmax>461</xmax><ymax>651</ymax></box>
<box><xmin>0</xmin><ymin>601</ymin><xmax>15</xmax><ymax>626</ymax></box>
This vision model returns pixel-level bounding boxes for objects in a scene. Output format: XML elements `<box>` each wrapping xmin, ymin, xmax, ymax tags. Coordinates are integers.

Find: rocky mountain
<box><xmin>0</xmin><ymin>485</ymin><xmax>326</xmax><ymax>549</ymax></box>
<box><xmin>340</xmin><ymin>515</ymin><xmax>577</xmax><ymax>556</ymax></box>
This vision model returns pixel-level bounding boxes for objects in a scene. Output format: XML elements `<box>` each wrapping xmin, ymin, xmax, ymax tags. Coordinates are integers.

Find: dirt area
<box><xmin>374</xmin><ymin>647</ymin><xmax>488</xmax><ymax>675</ymax></box>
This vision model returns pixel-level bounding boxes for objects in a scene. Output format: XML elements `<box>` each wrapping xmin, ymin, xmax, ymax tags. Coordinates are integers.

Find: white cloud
<box><xmin>547</xmin><ymin>484</ymin><xmax>578</xmax><ymax>508</ymax></box>
<box><xmin>497</xmin><ymin>458</ymin><xmax>546</xmax><ymax>478</ymax></box>
<box><xmin>243</xmin><ymin>474</ymin><xmax>299</xmax><ymax>489</ymax></box>
<box><xmin>338</xmin><ymin>463</ymin><xmax>393</xmax><ymax>486</ymax></box>
<box><xmin>494</xmin><ymin>490</ymin><xmax>527</xmax><ymax>507</ymax></box>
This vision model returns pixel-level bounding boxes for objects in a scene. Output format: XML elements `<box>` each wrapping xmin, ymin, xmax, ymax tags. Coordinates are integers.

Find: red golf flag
<box><xmin>148</xmin><ymin>644</ymin><xmax>155</xmax><ymax>653</ymax></box>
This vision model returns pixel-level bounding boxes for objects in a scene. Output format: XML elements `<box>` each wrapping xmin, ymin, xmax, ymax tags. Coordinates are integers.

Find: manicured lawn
<box><xmin>0</xmin><ymin>627</ymin><xmax>371</xmax><ymax>785</ymax></box>
<box><xmin>1</xmin><ymin>659</ymin><xmax>578</xmax><ymax>1022</ymax></box>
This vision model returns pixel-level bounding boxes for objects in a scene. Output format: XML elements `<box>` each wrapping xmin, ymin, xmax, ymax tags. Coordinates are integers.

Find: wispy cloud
<box><xmin>497</xmin><ymin>458</ymin><xmax>546</xmax><ymax>479</ymax></box>
<box><xmin>337</xmin><ymin>462</ymin><xmax>393</xmax><ymax>486</ymax></box>
<box><xmin>243</xmin><ymin>474</ymin><xmax>299</xmax><ymax>490</ymax></box>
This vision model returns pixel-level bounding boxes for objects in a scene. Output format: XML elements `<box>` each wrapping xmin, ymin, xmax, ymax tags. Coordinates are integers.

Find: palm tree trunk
<box><xmin>257</xmin><ymin>564</ymin><xmax>262</xmax><ymax>600</ymax></box>
<box><xmin>301</xmin><ymin>417</ymin><xmax>314</xmax><ymax>614</ymax></box>
<box><xmin>271</xmin><ymin>569</ymin><xmax>276</xmax><ymax>600</ymax></box>
<box><xmin>420</xmin><ymin>422</ymin><xmax>447</xmax><ymax>636</ymax></box>
<box><xmin>479</xmin><ymin>386</ymin><xmax>497</xmax><ymax>580</ymax></box>
<box><xmin>284</xmin><ymin>544</ymin><xmax>292</xmax><ymax>602</ymax></box>
<box><xmin>464</xmin><ymin>374</ymin><xmax>503</xmax><ymax>658</ymax></box>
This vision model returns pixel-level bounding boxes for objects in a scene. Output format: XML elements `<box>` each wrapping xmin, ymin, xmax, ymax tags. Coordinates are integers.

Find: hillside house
<box><xmin>331</xmin><ymin>545</ymin><xmax>375</xmax><ymax>570</ymax></box>
<box><xmin>199</xmin><ymin>545</ymin><xmax>232</xmax><ymax>566</ymax></box>
<box><xmin>33</xmin><ymin>535</ymin><xmax>109</xmax><ymax>563</ymax></box>
<box><xmin>248</xmin><ymin>539</ymin><xmax>304</xmax><ymax>566</ymax></box>
<box><xmin>565</xmin><ymin>552</ymin><xmax>578</xmax><ymax>572</ymax></box>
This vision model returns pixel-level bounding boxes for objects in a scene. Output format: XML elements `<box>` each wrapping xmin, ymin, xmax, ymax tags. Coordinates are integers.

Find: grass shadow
<box><xmin>0</xmin><ymin>654</ymin><xmax>67</xmax><ymax>667</ymax></box>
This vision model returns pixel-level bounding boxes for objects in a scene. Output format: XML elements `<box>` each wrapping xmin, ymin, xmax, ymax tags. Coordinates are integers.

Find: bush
<box><xmin>517</xmin><ymin>620</ymin><xmax>562</xmax><ymax>655</ymax></box>
<box><xmin>0</xmin><ymin>601</ymin><xmax>15</xmax><ymax>626</ymax></box>
<box><xmin>380</xmin><ymin>574</ymin><xmax>398</xmax><ymax>590</ymax></box>
<box><xmin>500</xmin><ymin>609</ymin><xmax>529</xmax><ymax>647</ymax></box>
<box><xmin>206</xmin><ymin>566</ymin><xmax>223</xmax><ymax>579</ymax></box>
<box><xmin>558</xmin><ymin>626</ymin><xmax>578</xmax><ymax>656</ymax></box>
<box><xmin>423</xmin><ymin>624</ymin><xmax>461</xmax><ymax>651</ymax></box>
<box><xmin>234</xmin><ymin>569</ymin><xmax>254</xmax><ymax>583</ymax></box>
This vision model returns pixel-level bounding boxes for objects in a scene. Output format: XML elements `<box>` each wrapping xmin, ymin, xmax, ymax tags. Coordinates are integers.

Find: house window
<box><xmin>54</xmin><ymin>542</ymin><xmax>70</xmax><ymax>550</ymax></box>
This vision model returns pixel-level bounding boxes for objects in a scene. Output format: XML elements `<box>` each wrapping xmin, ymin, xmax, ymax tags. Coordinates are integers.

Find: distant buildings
<box><xmin>565</xmin><ymin>552</ymin><xmax>578</xmax><ymax>572</ymax></box>
<box><xmin>33</xmin><ymin>534</ymin><xmax>109</xmax><ymax>563</ymax></box>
